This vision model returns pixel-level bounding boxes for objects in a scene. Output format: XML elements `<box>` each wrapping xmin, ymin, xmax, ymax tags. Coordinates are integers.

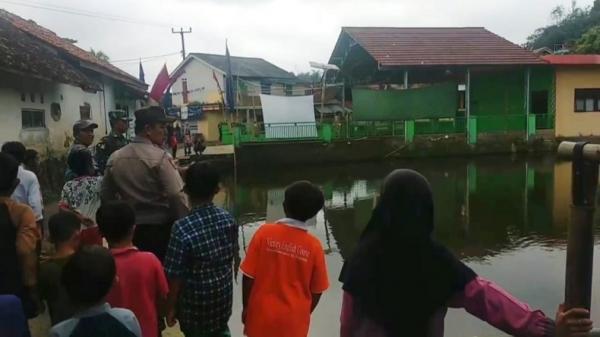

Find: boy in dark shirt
<box><xmin>39</xmin><ymin>212</ymin><xmax>81</xmax><ymax>325</ymax></box>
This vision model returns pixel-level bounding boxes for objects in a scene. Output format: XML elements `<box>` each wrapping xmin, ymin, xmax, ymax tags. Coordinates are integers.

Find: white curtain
<box><xmin>259</xmin><ymin>94</ymin><xmax>317</xmax><ymax>138</ymax></box>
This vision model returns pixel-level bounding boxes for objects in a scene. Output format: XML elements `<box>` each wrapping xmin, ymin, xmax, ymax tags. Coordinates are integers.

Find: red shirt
<box><xmin>241</xmin><ymin>222</ymin><xmax>329</xmax><ymax>337</ymax></box>
<box><xmin>106</xmin><ymin>247</ymin><xmax>168</xmax><ymax>337</ymax></box>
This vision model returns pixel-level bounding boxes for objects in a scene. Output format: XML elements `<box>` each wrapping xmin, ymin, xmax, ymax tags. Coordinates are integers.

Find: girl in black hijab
<box><xmin>340</xmin><ymin>169</ymin><xmax>554</xmax><ymax>337</ymax></box>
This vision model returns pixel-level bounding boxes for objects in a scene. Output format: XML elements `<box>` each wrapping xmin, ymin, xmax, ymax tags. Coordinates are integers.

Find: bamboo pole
<box><xmin>559</xmin><ymin>141</ymin><xmax>599</xmax><ymax>312</ymax></box>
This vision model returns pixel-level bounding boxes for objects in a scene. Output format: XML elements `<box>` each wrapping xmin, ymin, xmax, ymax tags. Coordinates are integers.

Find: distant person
<box><xmin>240</xmin><ymin>181</ymin><xmax>329</xmax><ymax>337</ymax></box>
<box><xmin>169</xmin><ymin>133</ymin><xmax>178</xmax><ymax>159</ymax></box>
<box><xmin>0</xmin><ymin>152</ymin><xmax>40</xmax><ymax>319</ymax></box>
<box><xmin>183</xmin><ymin>131</ymin><xmax>193</xmax><ymax>157</ymax></box>
<box><xmin>339</xmin><ymin>169</ymin><xmax>554</xmax><ymax>337</ymax></box>
<box><xmin>164</xmin><ymin>162</ymin><xmax>238</xmax><ymax>336</ymax></box>
<box><xmin>59</xmin><ymin>149</ymin><xmax>102</xmax><ymax>246</ymax></box>
<box><xmin>50</xmin><ymin>245</ymin><xmax>142</xmax><ymax>337</ymax></box>
<box><xmin>98</xmin><ymin>201</ymin><xmax>168</xmax><ymax>337</ymax></box>
<box><xmin>39</xmin><ymin>212</ymin><xmax>81</xmax><ymax>325</ymax></box>
<box><xmin>95</xmin><ymin>110</ymin><xmax>131</xmax><ymax>174</ymax></box>
<box><xmin>0</xmin><ymin>295</ymin><xmax>31</xmax><ymax>337</ymax></box>
<box><xmin>193</xmin><ymin>133</ymin><xmax>206</xmax><ymax>155</ymax></box>
<box><xmin>102</xmin><ymin>106</ymin><xmax>189</xmax><ymax>261</ymax></box>
<box><xmin>1</xmin><ymin>142</ymin><xmax>43</xmax><ymax>225</ymax></box>
<box><xmin>65</xmin><ymin>120</ymin><xmax>98</xmax><ymax>181</ymax></box>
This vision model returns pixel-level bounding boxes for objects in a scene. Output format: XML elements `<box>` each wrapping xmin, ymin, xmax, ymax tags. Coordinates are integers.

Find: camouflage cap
<box><xmin>73</xmin><ymin>119</ymin><xmax>98</xmax><ymax>134</ymax></box>
<box><xmin>108</xmin><ymin>110</ymin><xmax>132</xmax><ymax>121</ymax></box>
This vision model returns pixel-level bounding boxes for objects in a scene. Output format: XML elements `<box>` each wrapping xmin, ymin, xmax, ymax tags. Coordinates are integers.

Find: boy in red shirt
<box><xmin>97</xmin><ymin>201</ymin><xmax>169</xmax><ymax>337</ymax></box>
<box><xmin>241</xmin><ymin>181</ymin><xmax>329</xmax><ymax>337</ymax></box>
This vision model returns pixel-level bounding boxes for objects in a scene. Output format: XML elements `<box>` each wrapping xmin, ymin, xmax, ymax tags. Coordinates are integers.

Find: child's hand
<box><xmin>166</xmin><ymin>307</ymin><xmax>177</xmax><ymax>327</ymax></box>
<box><xmin>556</xmin><ymin>304</ymin><xmax>594</xmax><ymax>337</ymax></box>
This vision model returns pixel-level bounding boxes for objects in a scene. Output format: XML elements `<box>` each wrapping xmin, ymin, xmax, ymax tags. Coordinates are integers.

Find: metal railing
<box><xmin>222</xmin><ymin>114</ymin><xmax>555</xmax><ymax>145</ymax></box>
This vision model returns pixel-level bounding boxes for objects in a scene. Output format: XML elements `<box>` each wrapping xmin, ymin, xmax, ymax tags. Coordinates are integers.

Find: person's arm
<box><xmin>309</xmin><ymin>241</ymin><xmax>329</xmax><ymax>313</ymax></box>
<box><xmin>100</xmin><ymin>164</ymin><xmax>118</xmax><ymax>202</ymax></box>
<box><xmin>163</xmin><ymin>225</ymin><xmax>187</xmax><ymax>327</ymax></box>
<box><xmin>154</xmin><ymin>257</ymin><xmax>170</xmax><ymax>318</ymax></box>
<box><xmin>158</xmin><ymin>154</ymin><xmax>189</xmax><ymax>220</ymax></box>
<box><xmin>242</xmin><ymin>275</ymin><xmax>254</xmax><ymax>324</ymax></box>
<box><xmin>15</xmin><ymin>205</ymin><xmax>41</xmax><ymax>316</ymax></box>
<box><xmin>28</xmin><ymin>175</ymin><xmax>43</xmax><ymax>222</ymax></box>
<box><xmin>448</xmin><ymin>276</ymin><xmax>554</xmax><ymax>337</ymax></box>
<box><xmin>165</xmin><ymin>278</ymin><xmax>183</xmax><ymax>327</ymax></box>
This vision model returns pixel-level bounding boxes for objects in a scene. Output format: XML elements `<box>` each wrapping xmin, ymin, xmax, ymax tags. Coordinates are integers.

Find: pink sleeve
<box><xmin>340</xmin><ymin>291</ymin><xmax>356</xmax><ymax>337</ymax></box>
<box><xmin>448</xmin><ymin>277</ymin><xmax>554</xmax><ymax>337</ymax></box>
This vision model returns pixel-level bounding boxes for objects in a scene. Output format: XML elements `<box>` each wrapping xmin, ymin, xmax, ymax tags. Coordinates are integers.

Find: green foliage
<box><xmin>527</xmin><ymin>0</ymin><xmax>600</xmax><ymax>51</ymax></box>
<box><xmin>89</xmin><ymin>48</ymin><xmax>110</xmax><ymax>62</ymax></box>
<box><xmin>575</xmin><ymin>25</ymin><xmax>600</xmax><ymax>52</ymax></box>
<box><xmin>295</xmin><ymin>70</ymin><xmax>322</xmax><ymax>85</ymax></box>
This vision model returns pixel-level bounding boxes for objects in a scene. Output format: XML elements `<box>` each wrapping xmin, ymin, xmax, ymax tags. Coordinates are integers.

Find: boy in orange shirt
<box><xmin>241</xmin><ymin>181</ymin><xmax>329</xmax><ymax>337</ymax></box>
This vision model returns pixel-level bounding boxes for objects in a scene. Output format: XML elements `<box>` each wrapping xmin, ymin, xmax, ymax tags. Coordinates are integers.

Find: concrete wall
<box><xmin>0</xmin><ymin>75</ymin><xmax>137</xmax><ymax>155</ymax></box>
<box><xmin>195</xmin><ymin>112</ymin><xmax>224</xmax><ymax>142</ymax></box>
<box><xmin>554</xmin><ymin>66</ymin><xmax>600</xmax><ymax>137</ymax></box>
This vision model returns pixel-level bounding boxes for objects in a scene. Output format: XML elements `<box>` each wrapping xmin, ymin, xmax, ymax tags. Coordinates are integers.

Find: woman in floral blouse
<box><xmin>58</xmin><ymin>149</ymin><xmax>103</xmax><ymax>245</ymax></box>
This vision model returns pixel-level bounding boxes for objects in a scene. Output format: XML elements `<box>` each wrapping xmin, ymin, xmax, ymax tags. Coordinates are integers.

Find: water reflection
<box><xmin>214</xmin><ymin>156</ymin><xmax>600</xmax><ymax>337</ymax></box>
<box><xmin>228</xmin><ymin>156</ymin><xmax>583</xmax><ymax>262</ymax></box>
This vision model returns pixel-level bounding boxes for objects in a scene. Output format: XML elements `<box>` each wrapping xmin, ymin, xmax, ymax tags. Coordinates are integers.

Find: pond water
<box><xmin>215</xmin><ymin>154</ymin><xmax>600</xmax><ymax>337</ymax></box>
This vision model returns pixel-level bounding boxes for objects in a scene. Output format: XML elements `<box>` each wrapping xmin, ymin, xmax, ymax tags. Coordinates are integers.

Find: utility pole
<box><xmin>172</xmin><ymin>27</ymin><xmax>192</xmax><ymax>60</ymax></box>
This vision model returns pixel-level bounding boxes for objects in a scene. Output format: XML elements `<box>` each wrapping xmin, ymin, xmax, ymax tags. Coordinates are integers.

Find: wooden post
<box><xmin>466</xmin><ymin>68</ymin><xmax>471</xmax><ymax>141</ymax></box>
<box><xmin>559</xmin><ymin>141</ymin><xmax>600</xmax><ymax>312</ymax></box>
<box><xmin>525</xmin><ymin>68</ymin><xmax>531</xmax><ymax>141</ymax></box>
<box><xmin>403</xmin><ymin>70</ymin><xmax>409</xmax><ymax>89</ymax></box>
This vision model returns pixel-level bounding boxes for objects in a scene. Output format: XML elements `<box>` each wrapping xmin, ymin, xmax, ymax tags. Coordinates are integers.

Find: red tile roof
<box><xmin>0</xmin><ymin>16</ymin><xmax>99</xmax><ymax>90</ymax></box>
<box><xmin>340</xmin><ymin>27</ymin><xmax>546</xmax><ymax>67</ymax></box>
<box><xmin>542</xmin><ymin>55</ymin><xmax>600</xmax><ymax>65</ymax></box>
<box><xmin>0</xmin><ymin>9</ymin><xmax>146</xmax><ymax>92</ymax></box>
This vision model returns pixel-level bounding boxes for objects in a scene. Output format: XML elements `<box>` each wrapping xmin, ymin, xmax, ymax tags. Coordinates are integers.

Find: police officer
<box><xmin>101</xmin><ymin>106</ymin><xmax>189</xmax><ymax>261</ymax></box>
<box><xmin>65</xmin><ymin>119</ymin><xmax>98</xmax><ymax>181</ymax></box>
<box><xmin>95</xmin><ymin>110</ymin><xmax>131</xmax><ymax>173</ymax></box>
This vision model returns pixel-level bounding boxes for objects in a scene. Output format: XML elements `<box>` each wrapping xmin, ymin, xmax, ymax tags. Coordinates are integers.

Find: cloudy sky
<box><xmin>1</xmin><ymin>0</ymin><xmax>594</xmax><ymax>86</ymax></box>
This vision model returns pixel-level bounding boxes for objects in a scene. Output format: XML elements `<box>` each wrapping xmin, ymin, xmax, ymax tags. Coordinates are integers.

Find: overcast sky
<box><xmin>1</xmin><ymin>0</ymin><xmax>594</xmax><ymax>86</ymax></box>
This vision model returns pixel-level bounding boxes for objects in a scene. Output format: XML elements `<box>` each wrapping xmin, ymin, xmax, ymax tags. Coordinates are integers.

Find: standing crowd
<box><xmin>0</xmin><ymin>106</ymin><xmax>597</xmax><ymax>337</ymax></box>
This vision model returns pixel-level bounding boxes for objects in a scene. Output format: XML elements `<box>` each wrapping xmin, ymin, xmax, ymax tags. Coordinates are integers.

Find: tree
<box><xmin>526</xmin><ymin>0</ymin><xmax>600</xmax><ymax>51</ymax></box>
<box><xmin>295</xmin><ymin>70</ymin><xmax>322</xmax><ymax>85</ymax></box>
<box><xmin>575</xmin><ymin>25</ymin><xmax>600</xmax><ymax>53</ymax></box>
<box><xmin>89</xmin><ymin>48</ymin><xmax>110</xmax><ymax>62</ymax></box>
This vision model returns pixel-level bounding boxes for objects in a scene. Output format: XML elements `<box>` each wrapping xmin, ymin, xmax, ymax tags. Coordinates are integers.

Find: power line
<box><xmin>111</xmin><ymin>52</ymin><xmax>181</xmax><ymax>64</ymax></box>
<box><xmin>0</xmin><ymin>0</ymin><xmax>173</xmax><ymax>27</ymax></box>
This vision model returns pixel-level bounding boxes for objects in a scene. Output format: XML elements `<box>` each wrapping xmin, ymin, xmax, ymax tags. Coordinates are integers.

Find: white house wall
<box><xmin>172</xmin><ymin>59</ymin><xmax>224</xmax><ymax>106</ymax></box>
<box><xmin>0</xmin><ymin>77</ymin><xmax>136</xmax><ymax>156</ymax></box>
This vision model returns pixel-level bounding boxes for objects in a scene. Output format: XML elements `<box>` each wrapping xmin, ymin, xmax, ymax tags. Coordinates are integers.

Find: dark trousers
<box><xmin>181</xmin><ymin>325</ymin><xmax>230</xmax><ymax>337</ymax></box>
<box><xmin>133</xmin><ymin>224</ymin><xmax>173</xmax><ymax>262</ymax></box>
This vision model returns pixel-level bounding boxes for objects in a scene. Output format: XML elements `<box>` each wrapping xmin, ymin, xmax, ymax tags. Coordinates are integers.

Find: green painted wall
<box><xmin>470</xmin><ymin>70</ymin><xmax>525</xmax><ymax>116</ymax></box>
<box><xmin>352</xmin><ymin>82</ymin><xmax>458</xmax><ymax>121</ymax></box>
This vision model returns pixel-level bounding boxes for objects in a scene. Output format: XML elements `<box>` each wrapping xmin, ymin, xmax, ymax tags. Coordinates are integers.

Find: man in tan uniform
<box><xmin>102</xmin><ymin>106</ymin><xmax>189</xmax><ymax>261</ymax></box>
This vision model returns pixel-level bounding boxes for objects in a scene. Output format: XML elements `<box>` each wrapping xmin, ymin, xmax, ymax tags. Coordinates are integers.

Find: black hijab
<box><xmin>340</xmin><ymin>169</ymin><xmax>476</xmax><ymax>336</ymax></box>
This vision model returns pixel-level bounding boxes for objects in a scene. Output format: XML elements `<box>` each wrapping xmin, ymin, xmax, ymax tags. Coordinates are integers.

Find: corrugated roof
<box><xmin>191</xmin><ymin>53</ymin><xmax>297</xmax><ymax>79</ymax></box>
<box><xmin>542</xmin><ymin>55</ymin><xmax>600</xmax><ymax>65</ymax></box>
<box><xmin>0</xmin><ymin>9</ymin><xmax>146</xmax><ymax>92</ymax></box>
<box><xmin>340</xmin><ymin>27</ymin><xmax>546</xmax><ymax>66</ymax></box>
<box><xmin>0</xmin><ymin>15</ymin><xmax>99</xmax><ymax>90</ymax></box>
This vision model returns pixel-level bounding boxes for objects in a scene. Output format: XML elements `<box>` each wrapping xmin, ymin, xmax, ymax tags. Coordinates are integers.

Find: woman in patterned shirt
<box><xmin>58</xmin><ymin>149</ymin><xmax>102</xmax><ymax>246</ymax></box>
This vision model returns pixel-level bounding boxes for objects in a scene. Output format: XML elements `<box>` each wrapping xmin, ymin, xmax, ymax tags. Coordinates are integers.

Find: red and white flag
<box><xmin>150</xmin><ymin>64</ymin><xmax>170</xmax><ymax>102</ymax></box>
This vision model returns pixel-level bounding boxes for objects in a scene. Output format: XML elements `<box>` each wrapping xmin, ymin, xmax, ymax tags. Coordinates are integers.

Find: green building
<box><xmin>328</xmin><ymin>27</ymin><xmax>554</xmax><ymax>142</ymax></box>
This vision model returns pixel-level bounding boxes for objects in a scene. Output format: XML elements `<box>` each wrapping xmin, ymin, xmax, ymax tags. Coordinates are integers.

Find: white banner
<box><xmin>260</xmin><ymin>94</ymin><xmax>317</xmax><ymax>139</ymax></box>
